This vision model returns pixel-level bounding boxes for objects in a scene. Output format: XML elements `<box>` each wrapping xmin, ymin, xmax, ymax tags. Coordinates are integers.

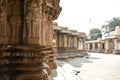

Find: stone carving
<box><xmin>10</xmin><ymin>16</ymin><xmax>21</xmax><ymax>38</ymax></box>
<box><xmin>25</xmin><ymin>0</ymin><xmax>42</xmax><ymax>44</ymax></box>
<box><xmin>41</xmin><ymin>15</ymin><xmax>47</xmax><ymax>45</ymax></box>
<box><xmin>0</xmin><ymin>0</ymin><xmax>6</xmax><ymax>44</ymax></box>
<box><xmin>32</xmin><ymin>8</ymin><xmax>40</xmax><ymax>38</ymax></box>
<box><xmin>0</xmin><ymin>7</ymin><xmax>4</xmax><ymax>42</ymax></box>
<box><xmin>25</xmin><ymin>9</ymin><xmax>32</xmax><ymax>38</ymax></box>
<box><xmin>0</xmin><ymin>0</ymin><xmax>61</xmax><ymax>80</ymax></box>
<box><xmin>7</xmin><ymin>0</ymin><xmax>22</xmax><ymax>44</ymax></box>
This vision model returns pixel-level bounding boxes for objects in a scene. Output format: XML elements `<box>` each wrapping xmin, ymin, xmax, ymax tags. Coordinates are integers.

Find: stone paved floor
<box><xmin>52</xmin><ymin>61</ymin><xmax>81</xmax><ymax>80</ymax></box>
<box><xmin>52</xmin><ymin>53</ymin><xmax>120</xmax><ymax>80</ymax></box>
<box><xmin>65</xmin><ymin>53</ymin><xmax>120</xmax><ymax>80</ymax></box>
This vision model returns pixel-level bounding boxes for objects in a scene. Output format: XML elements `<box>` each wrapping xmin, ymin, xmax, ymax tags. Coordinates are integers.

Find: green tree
<box><xmin>89</xmin><ymin>28</ymin><xmax>102</xmax><ymax>40</ymax></box>
<box><xmin>101</xmin><ymin>17</ymin><xmax>120</xmax><ymax>34</ymax></box>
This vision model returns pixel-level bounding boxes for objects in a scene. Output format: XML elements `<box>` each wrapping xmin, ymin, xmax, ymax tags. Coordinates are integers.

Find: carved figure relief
<box><xmin>0</xmin><ymin>0</ymin><xmax>6</xmax><ymax>44</ymax></box>
<box><xmin>10</xmin><ymin>0</ymin><xmax>22</xmax><ymax>38</ymax></box>
<box><xmin>32</xmin><ymin>8</ymin><xmax>40</xmax><ymax>38</ymax></box>
<box><xmin>25</xmin><ymin>11</ymin><xmax>32</xmax><ymax>38</ymax></box>
<box><xmin>25</xmin><ymin>0</ymin><xmax>41</xmax><ymax>39</ymax></box>
<box><xmin>10</xmin><ymin>15</ymin><xmax>21</xmax><ymax>38</ymax></box>
<box><xmin>12</xmin><ymin>0</ymin><xmax>21</xmax><ymax>15</ymax></box>
<box><xmin>7</xmin><ymin>0</ymin><xmax>15</xmax><ymax>39</ymax></box>
<box><xmin>0</xmin><ymin>7</ymin><xmax>5</xmax><ymax>36</ymax></box>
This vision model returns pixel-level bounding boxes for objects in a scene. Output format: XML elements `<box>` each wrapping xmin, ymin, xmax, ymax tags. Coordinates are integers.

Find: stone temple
<box><xmin>0</xmin><ymin>0</ymin><xmax>61</xmax><ymax>80</ymax></box>
<box><xmin>86</xmin><ymin>26</ymin><xmax>120</xmax><ymax>54</ymax></box>
<box><xmin>52</xmin><ymin>22</ymin><xmax>88</xmax><ymax>59</ymax></box>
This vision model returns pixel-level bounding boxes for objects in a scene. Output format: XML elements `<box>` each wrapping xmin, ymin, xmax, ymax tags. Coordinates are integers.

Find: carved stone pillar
<box><xmin>92</xmin><ymin>43</ymin><xmax>95</xmax><ymax>52</ymax></box>
<box><xmin>104</xmin><ymin>39</ymin><xmax>112</xmax><ymax>53</ymax></box>
<box><xmin>82</xmin><ymin>37</ymin><xmax>85</xmax><ymax>50</ymax></box>
<box><xmin>67</xmin><ymin>35</ymin><xmax>71</xmax><ymax>47</ymax></box>
<box><xmin>63</xmin><ymin>34</ymin><xmax>67</xmax><ymax>47</ymax></box>
<box><xmin>77</xmin><ymin>37</ymin><xmax>79</xmax><ymax>49</ymax></box>
<box><xmin>73</xmin><ymin>36</ymin><xmax>75</xmax><ymax>47</ymax></box>
<box><xmin>87</xmin><ymin>43</ymin><xmax>90</xmax><ymax>51</ymax></box>
<box><xmin>58</xmin><ymin>33</ymin><xmax>60</xmax><ymax>47</ymax></box>
<box><xmin>74</xmin><ymin>36</ymin><xmax>78</xmax><ymax>48</ymax></box>
<box><xmin>114</xmin><ymin>39</ymin><xmax>118</xmax><ymax>50</ymax></box>
<box><xmin>68</xmin><ymin>35</ymin><xmax>71</xmax><ymax>47</ymax></box>
<box><xmin>113</xmin><ymin>38</ymin><xmax>118</xmax><ymax>53</ymax></box>
<box><xmin>59</xmin><ymin>33</ymin><xmax>62</xmax><ymax>47</ymax></box>
<box><xmin>0</xmin><ymin>0</ymin><xmax>61</xmax><ymax>80</ymax></box>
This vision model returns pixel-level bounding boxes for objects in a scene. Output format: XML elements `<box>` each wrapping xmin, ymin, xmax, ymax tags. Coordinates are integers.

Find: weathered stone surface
<box><xmin>0</xmin><ymin>0</ymin><xmax>61</xmax><ymax>80</ymax></box>
<box><xmin>0</xmin><ymin>45</ymin><xmax>51</xmax><ymax>80</ymax></box>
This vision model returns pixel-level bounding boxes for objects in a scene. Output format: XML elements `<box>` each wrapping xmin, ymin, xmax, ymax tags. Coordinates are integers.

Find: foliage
<box><xmin>101</xmin><ymin>17</ymin><xmax>120</xmax><ymax>34</ymax></box>
<box><xmin>89</xmin><ymin>28</ymin><xmax>102</xmax><ymax>40</ymax></box>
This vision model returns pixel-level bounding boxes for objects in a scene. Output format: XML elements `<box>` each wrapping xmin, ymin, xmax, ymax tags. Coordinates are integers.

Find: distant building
<box><xmin>52</xmin><ymin>22</ymin><xmax>88</xmax><ymax>59</ymax></box>
<box><xmin>86</xmin><ymin>26</ymin><xmax>120</xmax><ymax>54</ymax></box>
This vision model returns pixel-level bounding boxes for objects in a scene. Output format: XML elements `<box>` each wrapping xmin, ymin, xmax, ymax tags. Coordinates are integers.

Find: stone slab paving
<box><xmin>51</xmin><ymin>61</ymin><xmax>81</xmax><ymax>80</ymax></box>
<box><xmin>65</xmin><ymin>53</ymin><xmax>120</xmax><ymax>80</ymax></box>
<box><xmin>52</xmin><ymin>53</ymin><xmax>120</xmax><ymax>80</ymax></box>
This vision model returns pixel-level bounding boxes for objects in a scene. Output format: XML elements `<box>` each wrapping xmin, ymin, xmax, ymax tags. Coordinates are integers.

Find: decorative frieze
<box><xmin>0</xmin><ymin>45</ymin><xmax>54</xmax><ymax>80</ymax></box>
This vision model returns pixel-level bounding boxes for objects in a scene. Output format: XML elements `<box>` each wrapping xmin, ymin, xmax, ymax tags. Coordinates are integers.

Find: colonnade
<box><xmin>86</xmin><ymin>37</ymin><xmax>120</xmax><ymax>54</ymax></box>
<box><xmin>52</xmin><ymin>22</ymin><xmax>88</xmax><ymax>58</ymax></box>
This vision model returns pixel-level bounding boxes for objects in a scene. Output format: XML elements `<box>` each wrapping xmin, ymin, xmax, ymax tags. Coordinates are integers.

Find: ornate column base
<box><xmin>0</xmin><ymin>45</ymin><xmax>55</xmax><ymax>80</ymax></box>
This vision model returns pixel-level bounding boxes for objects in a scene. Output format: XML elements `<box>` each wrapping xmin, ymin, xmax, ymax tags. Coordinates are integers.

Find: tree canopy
<box><xmin>101</xmin><ymin>17</ymin><xmax>120</xmax><ymax>34</ymax></box>
<box><xmin>89</xmin><ymin>28</ymin><xmax>102</xmax><ymax>40</ymax></box>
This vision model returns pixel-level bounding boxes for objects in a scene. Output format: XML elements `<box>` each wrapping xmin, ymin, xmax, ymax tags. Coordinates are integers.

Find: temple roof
<box><xmin>102</xmin><ymin>35</ymin><xmax>120</xmax><ymax>40</ymax></box>
<box><xmin>60</xmin><ymin>30</ymin><xmax>71</xmax><ymax>34</ymax></box>
<box><xmin>78</xmin><ymin>32</ymin><xmax>86</xmax><ymax>37</ymax></box>
<box><xmin>86</xmin><ymin>40</ymin><xmax>102</xmax><ymax>43</ymax></box>
<box><xmin>60</xmin><ymin>26</ymin><xmax>68</xmax><ymax>30</ymax></box>
<box><xmin>59</xmin><ymin>26</ymin><xmax>71</xmax><ymax>33</ymax></box>
<box><xmin>54</xmin><ymin>27</ymin><xmax>61</xmax><ymax>30</ymax></box>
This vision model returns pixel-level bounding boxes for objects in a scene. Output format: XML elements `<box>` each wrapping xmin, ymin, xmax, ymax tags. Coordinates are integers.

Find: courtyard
<box><xmin>53</xmin><ymin>53</ymin><xmax>120</xmax><ymax>80</ymax></box>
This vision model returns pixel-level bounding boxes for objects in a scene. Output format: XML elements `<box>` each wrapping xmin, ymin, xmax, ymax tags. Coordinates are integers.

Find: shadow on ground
<box><xmin>59</xmin><ymin>54</ymin><xmax>101</xmax><ymax>68</ymax></box>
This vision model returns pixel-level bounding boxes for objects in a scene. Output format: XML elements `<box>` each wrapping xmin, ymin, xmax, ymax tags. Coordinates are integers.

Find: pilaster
<box><xmin>92</xmin><ymin>43</ymin><xmax>95</xmax><ymax>51</ymax></box>
<box><xmin>113</xmin><ymin>38</ymin><xmax>118</xmax><ymax>50</ymax></box>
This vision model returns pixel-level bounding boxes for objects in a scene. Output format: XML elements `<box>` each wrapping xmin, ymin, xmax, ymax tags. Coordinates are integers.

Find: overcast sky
<box><xmin>55</xmin><ymin>0</ymin><xmax>120</xmax><ymax>35</ymax></box>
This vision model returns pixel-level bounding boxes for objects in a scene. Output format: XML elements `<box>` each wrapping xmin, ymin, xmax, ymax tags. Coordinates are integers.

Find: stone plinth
<box><xmin>112</xmin><ymin>50</ymin><xmax>120</xmax><ymax>54</ymax></box>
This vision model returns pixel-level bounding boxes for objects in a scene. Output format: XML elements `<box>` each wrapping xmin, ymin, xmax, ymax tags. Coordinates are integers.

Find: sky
<box><xmin>55</xmin><ymin>0</ymin><xmax>120</xmax><ymax>35</ymax></box>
